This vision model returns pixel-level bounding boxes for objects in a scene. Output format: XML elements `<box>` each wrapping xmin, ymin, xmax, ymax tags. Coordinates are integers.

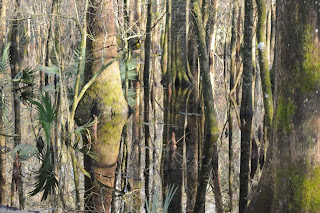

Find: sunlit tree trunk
<box><xmin>228</xmin><ymin>0</ymin><xmax>238</xmax><ymax>211</ymax></box>
<box><xmin>0</xmin><ymin>0</ymin><xmax>6</xmax><ymax>43</ymax></box>
<box><xmin>0</xmin><ymin>0</ymin><xmax>7</xmax><ymax>205</ymax></box>
<box><xmin>247</xmin><ymin>1</ymin><xmax>320</xmax><ymax>212</ymax></box>
<box><xmin>128</xmin><ymin>0</ymin><xmax>142</xmax><ymax>210</ymax></box>
<box><xmin>256</xmin><ymin>0</ymin><xmax>273</xmax><ymax>143</ymax></box>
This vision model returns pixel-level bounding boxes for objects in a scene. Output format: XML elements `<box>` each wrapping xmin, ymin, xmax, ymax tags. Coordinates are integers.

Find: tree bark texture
<box><xmin>247</xmin><ymin>0</ymin><xmax>320</xmax><ymax>212</ymax></box>
<box><xmin>239</xmin><ymin>0</ymin><xmax>253</xmax><ymax>212</ymax></box>
<box><xmin>191</xmin><ymin>1</ymin><xmax>220</xmax><ymax>212</ymax></box>
<box><xmin>0</xmin><ymin>0</ymin><xmax>7</xmax><ymax>204</ymax></box>
<box><xmin>76</xmin><ymin>0</ymin><xmax>128</xmax><ymax>212</ymax></box>
<box><xmin>9</xmin><ymin>0</ymin><xmax>28</xmax><ymax>208</ymax></box>
<box><xmin>256</xmin><ymin>0</ymin><xmax>273</xmax><ymax>141</ymax></box>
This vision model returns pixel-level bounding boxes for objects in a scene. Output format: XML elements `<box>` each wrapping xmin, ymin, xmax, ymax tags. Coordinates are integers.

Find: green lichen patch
<box><xmin>294</xmin><ymin>25</ymin><xmax>320</xmax><ymax>94</ymax></box>
<box><xmin>290</xmin><ymin>164</ymin><xmax>320</xmax><ymax>213</ymax></box>
<box><xmin>275</xmin><ymin>96</ymin><xmax>296</xmax><ymax>134</ymax></box>
<box><xmin>275</xmin><ymin>162</ymin><xmax>320</xmax><ymax>212</ymax></box>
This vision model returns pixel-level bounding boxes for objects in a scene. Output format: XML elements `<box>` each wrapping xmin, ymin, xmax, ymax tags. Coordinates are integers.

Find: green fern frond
<box><xmin>0</xmin><ymin>43</ymin><xmax>10</xmax><ymax>72</ymax></box>
<box><xmin>146</xmin><ymin>184</ymin><xmax>177</xmax><ymax>213</ymax></box>
<box><xmin>38</xmin><ymin>65</ymin><xmax>59</xmax><ymax>76</ymax></box>
<box><xmin>11</xmin><ymin>144</ymin><xmax>38</xmax><ymax>161</ymax></box>
<box><xmin>29</xmin><ymin>150</ymin><xmax>58</xmax><ymax>201</ymax></box>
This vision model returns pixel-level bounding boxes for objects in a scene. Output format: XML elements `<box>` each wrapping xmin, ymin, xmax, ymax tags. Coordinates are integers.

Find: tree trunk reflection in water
<box><xmin>83</xmin><ymin>115</ymin><xmax>127</xmax><ymax>213</ymax></box>
<box><xmin>163</xmin><ymin>87</ymin><xmax>200</xmax><ymax>212</ymax></box>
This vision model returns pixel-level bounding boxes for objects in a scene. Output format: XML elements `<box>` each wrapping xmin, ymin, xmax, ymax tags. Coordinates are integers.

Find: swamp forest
<box><xmin>0</xmin><ymin>0</ymin><xmax>319</xmax><ymax>212</ymax></box>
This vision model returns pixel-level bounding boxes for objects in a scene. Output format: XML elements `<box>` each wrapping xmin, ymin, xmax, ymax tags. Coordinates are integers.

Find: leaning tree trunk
<box><xmin>191</xmin><ymin>1</ymin><xmax>220</xmax><ymax>212</ymax></box>
<box><xmin>76</xmin><ymin>0</ymin><xmax>128</xmax><ymax>212</ymax></box>
<box><xmin>256</xmin><ymin>0</ymin><xmax>273</xmax><ymax>143</ymax></box>
<box><xmin>247</xmin><ymin>1</ymin><xmax>320</xmax><ymax>212</ymax></box>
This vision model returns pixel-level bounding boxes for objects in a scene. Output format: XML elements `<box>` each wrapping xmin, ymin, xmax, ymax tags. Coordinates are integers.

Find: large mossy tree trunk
<box><xmin>162</xmin><ymin>0</ymin><xmax>194</xmax><ymax>86</ymax></box>
<box><xmin>247</xmin><ymin>1</ymin><xmax>320</xmax><ymax>212</ymax></box>
<box><xmin>239</xmin><ymin>0</ymin><xmax>253</xmax><ymax>212</ymax></box>
<box><xmin>76</xmin><ymin>0</ymin><xmax>128</xmax><ymax>212</ymax></box>
<box><xmin>171</xmin><ymin>0</ymin><xmax>194</xmax><ymax>86</ymax></box>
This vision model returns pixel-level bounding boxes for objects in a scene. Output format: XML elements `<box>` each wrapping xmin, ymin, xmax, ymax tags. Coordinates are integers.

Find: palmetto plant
<box><xmin>11</xmin><ymin>95</ymin><xmax>58</xmax><ymax>201</ymax></box>
<box><xmin>0</xmin><ymin>43</ymin><xmax>11</xmax><ymax>111</ymax></box>
<box><xmin>145</xmin><ymin>184</ymin><xmax>178</xmax><ymax>213</ymax></box>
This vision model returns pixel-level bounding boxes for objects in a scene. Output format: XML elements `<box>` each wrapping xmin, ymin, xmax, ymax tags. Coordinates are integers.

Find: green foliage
<box><xmin>0</xmin><ymin>43</ymin><xmax>10</xmax><ymax>72</ymax></box>
<box><xmin>66</xmin><ymin>118</ymin><xmax>96</xmax><ymax>148</ymax></box>
<box><xmin>11</xmin><ymin>144</ymin><xmax>38</xmax><ymax>161</ymax></box>
<box><xmin>120</xmin><ymin>58</ymin><xmax>139</xmax><ymax>81</ymax></box>
<box><xmin>43</xmin><ymin>84</ymin><xmax>60</xmax><ymax>92</ymax></box>
<box><xmin>145</xmin><ymin>184</ymin><xmax>178</xmax><ymax>213</ymax></box>
<box><xmin>13</xmin><ymin>67</ymin><xmax>35</xmax><ymax>85</ymax></box>
<box><xmin>123</xmin><ymin>88</ymin><xmax>137</xmax><ymax>107</ymax></box>
<box><xmin>29</xmin><ymin>149</ymin><xmax>58</xmax><ymax>201</ymax></box>
<box><xmin>76</xmin><ymin>147</ymin><xmax>99</xmax><ymax>162</ymax></box>
<box><xmin>0</xmin><ymin>43</ymin><xmax>11</xmax><ymax>110</ymax></box>
<box><xmin>38</xmin><ymin>65</ymin><xmax>59</xmax><ymax>76</ymax></box>
<box><xmin>12</xmin><ymin>67</ymin><xmax>36</xmax><ymax>104</ymax></box>
<box><xmin>28</xmin><ymin>95</ymin><xmax>58</xmax><ymax>201</ymax></box>
<box><xmin>30</xmin><ymin>95</ymin><xmax>56</xmax><ymax>127</ymax></box>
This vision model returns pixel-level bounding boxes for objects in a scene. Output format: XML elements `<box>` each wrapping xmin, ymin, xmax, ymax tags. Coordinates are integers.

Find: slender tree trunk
<box><xmin>0</xmin><ymin>105</ymin><xmax>5</xmax><ymax>204</ymax></box>
<box><xmin>256</xmin><ymin>0</ymin><xmax>273</xmax><ymax>142</ymax></box>
<box><xmin>191</xmin><ymin>1</ymin><xmax>220</xmax><ymax>212</ymax></box>
<box><xmin>239</xmin><ymin>0</ymin><xmax>253</xmax><ymax>212</ymax></box>
<box><xmin>0</xmin><ymin>0</ymin><xmax>7</xmax><ymax>204</ymax></box>
<box><xmin>0</xmin><ymin>0</ymin><xmax>7</xmax><ymax>43</ymax></box>
<box><xmin>228</xmin><ymin>0</ymin><xmax>238</xmax><ymax>211</ymax></box>
<box><xmin>143</xmin><ymin>0</ymin><xmax>152</xmax><ymax>206</ymax></box>
<box><xmin>9</xmin><ymin>0</ymin><xmax>28</xmax><ymax>208</ymax></box>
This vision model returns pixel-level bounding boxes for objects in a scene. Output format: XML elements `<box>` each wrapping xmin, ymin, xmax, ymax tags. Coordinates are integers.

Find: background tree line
<box><xmin>0</xmin><ymin>0</ymin><xmax>319</xmax><ymax>212</ymax></box>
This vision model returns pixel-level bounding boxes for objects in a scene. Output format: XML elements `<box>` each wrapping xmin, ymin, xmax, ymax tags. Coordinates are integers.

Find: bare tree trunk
<box><xmin>228</xmin><ymin>0</ymin><xmax>238</xmax><ymax>211</ymax></box>
<box><xmin>191</xmin><ymin>1</ymin><xmax>220</xmax><ymax>212</ymax></box>
<box><xmin>0</xmin><ymin>0</ymin><xmax>7</xmax><ymax>43</ymax></box>
<box><xmin>239</xmin><ymin>0</ymin><xmax>253</xmax><ymax>212</ymax></box>
<box><xmin>9</xmin><ymin>0</ymin><xmax>28</xmax><ymax>208</ymax></box>
<box><xmin>0</xmin><ymin>0</ymin><xmax>8</xmax><ymax>204</ymax></box>
<box><xmin>143</xmin><ymin>0</ymin><xmax>152</xmax><ymax>206</ymax></box>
